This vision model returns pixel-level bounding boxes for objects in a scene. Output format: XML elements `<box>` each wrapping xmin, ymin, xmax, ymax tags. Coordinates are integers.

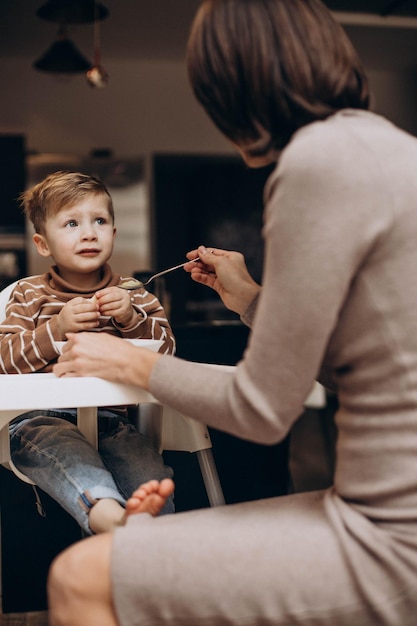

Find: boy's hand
<box><xmin>57</xmin><ymin>296</ymin><xmax>100</xmax><ymax>336</ymax></box>
<box><xmin>95</xmin><ymin>287</ymin><xmax>135</xmax><ymax>327</ymax></box>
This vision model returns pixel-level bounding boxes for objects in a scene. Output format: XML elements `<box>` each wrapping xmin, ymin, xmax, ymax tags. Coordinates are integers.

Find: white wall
<box><xmin>0</xmin><ymin>56</ymin><xmax>416</xmax><ymax>275</ymax></box>
<box><xmin>0</xmin><ymin>57</ymin><xmax>233</xmax><ymax>274</ymax></box>
<box><xmin>0</xmin><ymin>58</ymin><xmax>231</xmax><ymax>156</ymax></box>
<box><xmin>0</xmin><ymin>58</ymin><xmax>416</xmax><ymax>157</ymax></box>
<box><xmin>0</xmin><ymin>59</ymin><xmax>417</xmax><ymax>156</ymax></box>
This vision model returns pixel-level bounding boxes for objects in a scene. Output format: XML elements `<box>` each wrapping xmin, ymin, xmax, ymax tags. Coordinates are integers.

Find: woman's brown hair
<box><xmin>187</xmin><ymin>0</ymin><xmax>370</xmax><ymax>154</ymax></box>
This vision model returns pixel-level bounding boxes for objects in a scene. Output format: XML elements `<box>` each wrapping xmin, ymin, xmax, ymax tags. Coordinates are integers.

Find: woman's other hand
<box><xmin>53</xmin><ymin>332</ymin><xmax>160</xmax><ymax>389</ymax></box>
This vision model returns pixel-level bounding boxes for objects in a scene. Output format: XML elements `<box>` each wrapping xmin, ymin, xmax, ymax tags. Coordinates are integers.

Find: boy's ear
<box><xmin>32</xmin><ymin>233</ymin><xmax>52</xmax><ymax>258</ymax></box>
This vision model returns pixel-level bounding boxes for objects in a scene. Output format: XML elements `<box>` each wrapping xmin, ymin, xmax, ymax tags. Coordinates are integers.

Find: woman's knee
<box><xmin>48</xmin><ymin>547</ymin><xmax>77</xmax><ymax>625</ymax></box>
<box><xmin>48</xmin><ymin>534</ymin><xmax>114</xmax><ymax>621</ymax></box>
<box><xmin>48</xmin><ymin>541</ymin><xmax>86</xmax><ymax>606</ymax></box>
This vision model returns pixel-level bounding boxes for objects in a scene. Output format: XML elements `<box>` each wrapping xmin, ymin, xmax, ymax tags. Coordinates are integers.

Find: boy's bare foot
<box><xmin>123</xmin><ymin>478</ymin><xmax>175</xmax><ymax>520</ymax></box>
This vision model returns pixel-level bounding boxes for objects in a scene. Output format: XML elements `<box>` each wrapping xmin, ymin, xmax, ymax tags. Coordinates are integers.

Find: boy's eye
<box><xmin>65</xmin><ymin>220</ymin><xmax>78</xmax><ymax>228</ymax></box>
<box><xmin>96</xmin><ymin>217</ymin><xmax>107</xmax><ymax>225</ymax></box>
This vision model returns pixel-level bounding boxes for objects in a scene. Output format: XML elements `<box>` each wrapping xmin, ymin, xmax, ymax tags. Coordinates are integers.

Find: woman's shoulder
<box><xmin>285</xmin><ymin>109</ymin><xmax>412</xmax><ymax>164</ymax></box>
<box><xmin>271</xmin><ymin>109</ymin><xmax>406</xmax><ymax>190</ymax></box>
<box><xmin>284</xmin><ymin>111</ymin><xmax>376</xmax><ymax>163</ymax></box>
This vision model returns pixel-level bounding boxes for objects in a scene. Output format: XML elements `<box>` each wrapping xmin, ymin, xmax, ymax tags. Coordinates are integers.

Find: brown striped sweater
<box><xmin>0</xmin><ymin>264</ymin><xmax>175</xmax><ymax>374</ymax></box>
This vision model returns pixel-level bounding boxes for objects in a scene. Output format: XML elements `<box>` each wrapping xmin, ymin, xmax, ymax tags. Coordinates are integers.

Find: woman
<box><xmin>48</xmin><ymin>0</ymin><xmax>417</xmax><ymax>624</ymax></box>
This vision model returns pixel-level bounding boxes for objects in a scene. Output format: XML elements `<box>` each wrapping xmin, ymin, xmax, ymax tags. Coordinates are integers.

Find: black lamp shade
<box><xmin>36</xmin><ymin>0</ymin><xmax>109</xmax><ymax>24</ymax></box>
<box><xmin>33</xmin><ymin>38</ymin><xmax>93</xmax><ymax>73</ymax></box>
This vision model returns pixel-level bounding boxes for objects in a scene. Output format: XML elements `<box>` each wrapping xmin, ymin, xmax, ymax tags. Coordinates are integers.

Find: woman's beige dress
<box><xmin>112</xmin><ymin>110</ymin><xmax>417</xmax><ymax>625</ymax></box>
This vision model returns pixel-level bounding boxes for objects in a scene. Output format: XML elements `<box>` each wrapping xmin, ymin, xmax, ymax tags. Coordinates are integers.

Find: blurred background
<box><xmin>0</xmin><ymin>0</ymin><xmax>417</xmax><ymax>619</ymax></box>
<box><xmin>0</xmin><ymin>0</ymin><xmax>417</xmax><ymax>319</ymax></box>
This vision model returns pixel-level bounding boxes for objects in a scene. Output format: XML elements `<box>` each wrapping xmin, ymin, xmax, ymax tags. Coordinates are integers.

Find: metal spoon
<box><xmin>118</xmin><ymin>258</ymin><xmax>199</xmax><ymax>290</ymax></box>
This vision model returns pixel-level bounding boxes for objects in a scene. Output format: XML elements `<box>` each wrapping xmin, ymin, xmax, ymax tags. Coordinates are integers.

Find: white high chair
<box><xmin>0</xmin><ymin>278</ymin><xmax>326</xmax><ymax>504</ymax></box>
<box><xmin>0</xmin><ymin>278</ymin><xmax>225</xmax><ymax>507</ymax></box>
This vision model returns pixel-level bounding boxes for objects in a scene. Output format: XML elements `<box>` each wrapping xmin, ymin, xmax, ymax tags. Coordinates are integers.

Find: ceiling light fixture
<box><xmin>33</xmin><ymin>0</ymin><xmax>109</xmax><ymax>80</ymax></box>
<box><xmin>33</xmin><ymin>25</ymin><xmax>92</xmax><ymax>74</ymax></box>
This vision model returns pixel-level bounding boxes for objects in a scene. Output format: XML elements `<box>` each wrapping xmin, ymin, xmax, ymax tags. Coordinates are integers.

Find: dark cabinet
<box><xmin>0</xmin><ymin>467</ymin><xmax>82</xmax><ymax>613</ymax></box>
<box><xmin>151</xmin><ymin>155</ymin><xmax>289</xmax><ymax>511</ymax></box>
<box><xmin>152</xmin><ymin>153</ymin><xmax>273</xmax><ymax>326</ymax></box>
<box><xmin>0</xmin><ymin>135</ymin><xmax>27</xmax><ymax>289</ymax></box>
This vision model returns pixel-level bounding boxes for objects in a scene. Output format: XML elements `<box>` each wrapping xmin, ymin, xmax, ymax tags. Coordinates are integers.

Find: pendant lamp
<box><xmin>33</xmin><ymin>25</ymin><xmax>92</xmax><ymax>74</ymax></box>
<box><xmin>33</xmin><ymin>1</ymin><xmax>109</xmax><ymax>79</ymax></box>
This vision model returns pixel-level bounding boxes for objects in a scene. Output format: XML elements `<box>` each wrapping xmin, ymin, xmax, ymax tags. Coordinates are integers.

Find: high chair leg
<box><xmin>196</xmin><ymin>448</ymin><xmax>225</xmax><ymax>507</ymax></box>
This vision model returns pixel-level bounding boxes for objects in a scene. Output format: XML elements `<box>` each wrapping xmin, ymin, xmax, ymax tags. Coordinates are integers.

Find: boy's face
<box><xmin>33</xmin><ymin>194</ymin><xmax>116</xmax><ymax>284</ymax></box>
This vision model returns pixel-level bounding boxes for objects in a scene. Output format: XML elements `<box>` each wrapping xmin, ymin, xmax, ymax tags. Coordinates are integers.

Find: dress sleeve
<box><xmin>149</xmin><ymin>122</ymin><xmax>391</xmax><ymax>443</ymax></box>
<box><xmin>240</xmin><ymin>292</ymin><xmax>260</xmax><ymax>328</ymax></box>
